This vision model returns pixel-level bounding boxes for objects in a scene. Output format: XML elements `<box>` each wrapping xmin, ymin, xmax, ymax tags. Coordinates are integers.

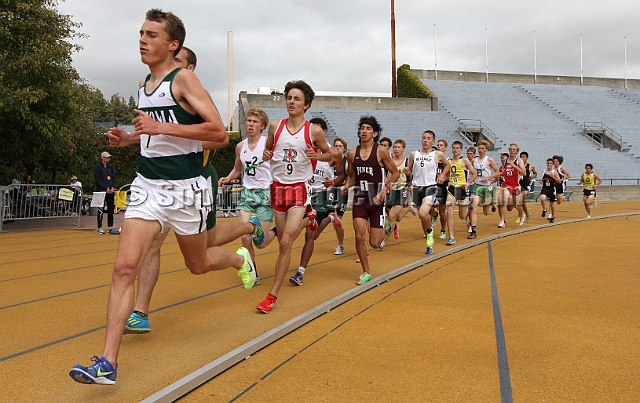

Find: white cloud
<box><xmin>58</xmin><ymin>0</ymin><xmax>640</xmax><ymax>124</ymax></box>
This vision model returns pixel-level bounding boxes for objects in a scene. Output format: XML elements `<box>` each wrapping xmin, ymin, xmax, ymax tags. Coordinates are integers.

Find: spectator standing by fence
<box><xmin>68</xmin><ymin>175</ymin><xmax>83</xmax><ymax>214</ymax></box>
<box><xmin>94</xmin><ymin>151</ymin><xmax>119</xmax><ymax>234</ymax></box>
<box><xmin>9</xmin><ymin>174</ymin><xmax>21</xmax><ymax>206</ymax></box>
<box><xmin>223</xmin><ymin>179</ymin><xmax>239</xmax><ymax>217</ymax></box>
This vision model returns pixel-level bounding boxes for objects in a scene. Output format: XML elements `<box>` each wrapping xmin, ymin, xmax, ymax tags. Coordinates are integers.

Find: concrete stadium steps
<box><xmin>261</xmin><ymin>108</ymin><xmax>464</xmax><ymax>153</ymax></box>
<box><xmin>420</xmin><ymin>79</ymin><xmax>640</xmax><ymax>178</ymax></box>
<box><xmin>519</xmin><ymin>84</ymin><xmax>640</xmax><ymax>154</ymax></box>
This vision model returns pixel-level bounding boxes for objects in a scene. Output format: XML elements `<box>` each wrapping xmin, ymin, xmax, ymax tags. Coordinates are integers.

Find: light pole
<box><xmin>391</xmin><ymin>0</ymin><xmax>397</xmax><ymax>97</ymax></box>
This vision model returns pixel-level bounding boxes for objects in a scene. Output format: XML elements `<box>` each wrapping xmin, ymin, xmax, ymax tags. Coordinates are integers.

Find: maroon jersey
<box><xmin>352</xmin><ymin>143</ymin><xmax>385</xmax><ymax>206</ymax></box>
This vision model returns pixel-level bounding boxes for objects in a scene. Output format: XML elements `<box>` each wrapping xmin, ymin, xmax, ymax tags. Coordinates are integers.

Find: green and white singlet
<box><xmin>137</xmin><ymin>68</ymin><xmax>205</xmax><ymax>180</ymax></box>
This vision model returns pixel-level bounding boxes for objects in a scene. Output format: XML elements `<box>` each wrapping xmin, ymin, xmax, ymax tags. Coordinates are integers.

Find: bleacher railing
<box><xmin>459</xmin><ymin>119</ymin><xmax>498</xmax><ymax>144</ymax></box>
<box><xmin>1</xmin><ymin>184</ymin><xmax>83</xmax><ymax>232</ymax></box>
<box><xmin>583</xmin><ymin>122</ymin><xmax>623</xmax><ymax>148</ymax></box>
<box><xmin>565</xmin><ymin>178</ymin><xmax>640</xmax><ymax>186</ymax></box>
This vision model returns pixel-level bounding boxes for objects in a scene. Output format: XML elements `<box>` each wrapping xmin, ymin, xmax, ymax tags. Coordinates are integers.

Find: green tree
<box><xmin>107</xmin><ymin>93</ymin><xmax>137</xmax><ymax>127</ymax></box>
<box><xmin>396</xmin><ymin>64</ymin><xmax>434</xmax><ymax>98</ymax></box>
<box><xmin>0</xmin><ymin>0</ymin><xmax>95</xmax><ymax>183</ymax></box>
<box><xmin>90</xmin><ymin>88</ymin><xmax>111</xmax><ymax>123</ymax></box>
<box><xmin>211</xmin><ymin>132</ymin><xmax>240</xmax><ymax>178</ymax></box>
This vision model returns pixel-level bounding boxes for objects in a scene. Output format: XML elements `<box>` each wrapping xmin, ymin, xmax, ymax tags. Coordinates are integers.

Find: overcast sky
<box><xmin>58</xmin><ymin>0</ymin><xmax>640</xmax><ymax>125</ymax></box>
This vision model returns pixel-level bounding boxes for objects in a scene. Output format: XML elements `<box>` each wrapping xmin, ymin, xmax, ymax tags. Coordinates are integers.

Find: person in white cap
<box><xmin>68</xmin><ymin>175</ymin><xmax>83</xmax><ymax>214</ymax></box>
<box><xmin>94</xmin><ymin>151</ymin><xmax>119</xmax><ymax>234</ymax></box>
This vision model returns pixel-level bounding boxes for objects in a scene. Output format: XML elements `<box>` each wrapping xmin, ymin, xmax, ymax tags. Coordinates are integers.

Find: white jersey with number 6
<box><xmin>411</xmin><ymin>150</ymin><xmax>438</xmax><ymax>187</ymax></box>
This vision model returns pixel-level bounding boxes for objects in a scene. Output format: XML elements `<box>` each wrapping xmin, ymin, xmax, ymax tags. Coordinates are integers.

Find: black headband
<box><xmin>359</xmin><ymin>118</ymin><xmax>379</xmax><ymax>133</ymax></box>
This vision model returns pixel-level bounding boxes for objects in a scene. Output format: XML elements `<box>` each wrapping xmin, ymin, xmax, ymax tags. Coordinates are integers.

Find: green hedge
<box><xmin>397</xmin><ymin>64</ymin><xmax>434</xmax><ymax>98</ymax></box>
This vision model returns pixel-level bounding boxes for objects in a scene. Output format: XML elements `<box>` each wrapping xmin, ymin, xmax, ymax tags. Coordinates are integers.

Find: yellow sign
<box><xmin>58</xmin><ymin>188</ymin><xmax>75</xmax><ymax>201</ymax></box>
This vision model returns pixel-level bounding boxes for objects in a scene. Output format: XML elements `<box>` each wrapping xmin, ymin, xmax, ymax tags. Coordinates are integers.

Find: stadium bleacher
<box><xmin>421</xmin><ymin>79</ymin><xmax>640</xmax><ymax>179</ymax></box>
<box><xmin>261</xmin><ymin>107</ymin><xmax>462</xmax><ymax>154</ymax></box>
<box><xmin>250</xmin><ymin>78</ymin><xmax>640</xmax><ymax>182</ymax></box>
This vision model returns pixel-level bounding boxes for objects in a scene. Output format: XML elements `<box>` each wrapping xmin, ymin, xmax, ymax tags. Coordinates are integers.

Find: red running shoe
<box><xmin>393</xmin><ymin>224</ymin><xmax>399</xmax><ymax>240</ymax></box>
<box><xmin>355</xmin><ymin>254</ymin><xmax>371</xmax><ymax>263</ymax></box>
<box><xmin>331</xmin><ymin>212</ymin><xmax>342</xmax><ymax>229</ymax></box>
<box><xmin>306</xmin><ymin>208</ymin><xmax>318</xmax><ymax>231</ymax></box>
<box><xmin>257</xmin><ymin>294</ymin><xmax>277</xmax><ymax>313</ymax></box>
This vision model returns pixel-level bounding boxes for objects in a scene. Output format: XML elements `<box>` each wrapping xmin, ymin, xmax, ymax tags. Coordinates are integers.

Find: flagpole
<box><xmin>485</xmin><ymin>27</ymin><xmax>489</xmax><ymax>82</ymax></box>
<box><xmin>434</xmin><ymin>24</ymin><xmax>438</xmax><ymax>80</ymax></box>
<box><xmin>227</xmin><ymin>31</ymin><xmax>233</xmax><ymax>129</ymax></box>
<box><xmin>624</xmin><ymin>36</ymin><xmax>628</xmax><ymax>90</ymax></box>
<box><xmin>533</xmin><ymin>30</ymin><xmax>537</xmax><ymax>84</ymax></box>
<box><xmin>580</xmin><ymin>34</ymin><xmax>583</xmax><ymax>86</ymax></box>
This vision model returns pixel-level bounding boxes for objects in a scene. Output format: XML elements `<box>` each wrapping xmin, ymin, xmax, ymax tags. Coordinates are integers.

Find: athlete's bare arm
<box><xmin>306</xmin><ymin>125</ymin><xmax>332</xmax><ymax>162</ymax></box>
<box><xmin>403</xmin><ymin>151</ymin><xmax>415</xmax><ymax>176</ymax></box>
<box><xmin>200</xmin><ymin>100</ymin><xmax>228</xmax><ymax>148</ymax></box>
<box><xmin>512</xmin><ymin>158</ymin><xmax>527</xmax><ymax>176</ymax></box>
<box><xmin>529</xmin><ymin>164</ymin><xmax>537</xmax><ymax>178</ymax></box>
<box><xmin>483</xmin><ymin>157</ymin><xmax>501</xmax><ymax>182</ymax></box>
<box><xmin>219</xmin><ymin>141</ymin><xmax>245</xmax><ymax>186</ymax></box>
<box><xmin>380</xmin><ymin>147</ymin><xmax>400</xmax><ymax>190</ymax></box>
<box><xmin>106</xmin><ymin>128</ymin><xmax>140</xmax><ymax>147</ymax></box>
<box><xmin>560</xmin><ymin>167</ymin><xmax>571</xmax><ymax>181</ymax></box>
<box><xmin>435</xmin><ymin>151</ymin><xmax>450</xmax><ymax>184</ymax></box>
<box><xmin>131</xmin><ymin>69</ymin><xmax>227</xmax><ymax>143</ymax></box>
<box><xmin>340</xmin><ymin>147</ymin><xmax>357</xmax><ymax>195</ymax></box>
<box><xmin>262</xmin><ymin>120</ymin><xmax>279</xmax><ymax>161</ymax></box>
<box><xmin>593</xmin><ymin>173</ymin><xmax>603</xmax><ymax>187</ymax></box>
<box><xmin>326</xmin><ymin>148</ymin><xmax>345</xmax><ymax>187</ymax></box>
<box><xmin>462</xmin><ymin>157</ymin><xmax>477</xmax><ymax>186</ymax></box>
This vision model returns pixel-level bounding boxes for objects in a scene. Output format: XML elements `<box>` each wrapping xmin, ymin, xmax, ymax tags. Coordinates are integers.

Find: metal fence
<box><xmin>1</xmin><ymin>184</ymin><xmax>83</xmax><ymax>231</ymax></box>
<box><xmin>217</xmin><ymin>184</ymin><xmax>243</xmax><ymax>216</ymax></box>
<box><xmin>565</xmin><ymin>178</ymin><xmax>640</xmax><ymax>186</ymax></box>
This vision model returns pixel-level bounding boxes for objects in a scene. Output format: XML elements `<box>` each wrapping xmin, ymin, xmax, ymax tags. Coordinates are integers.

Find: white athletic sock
<box><xmin>297</xmin><ymin>267</ymin><xmax>306</xmax><ymax>275</ymax></box>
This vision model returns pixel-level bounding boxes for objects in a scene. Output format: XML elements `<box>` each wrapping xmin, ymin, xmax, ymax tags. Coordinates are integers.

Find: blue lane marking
<box><xmin>488</xmin><ymin>241</ymin><xmax>513</xmax><ymax>403</ymax></box>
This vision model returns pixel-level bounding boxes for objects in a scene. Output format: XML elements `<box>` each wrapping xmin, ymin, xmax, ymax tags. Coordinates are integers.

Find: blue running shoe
<box><xmin>124</xmin><ymin>311</ymin><xmax>150</xmax><ymax>334</ymax></box>
<box><xmin>248</xmin><ymin>214</ymin><xmax>265</xmax><ymax>247</ymax></box>
<box><xmin>426</xmin><ymin>246</ymin><xmax>433</xmax><ymax>255</ymax></box>
<box><xmin>289</xmin><ymin>270</ymin><xmax>304</xmax><ymax>286</ymax></box>
<box><xmin>334</xmin><ymin>245</ymin><xmax>344</xmax><ymax>255</ymax></box>
<box><xmin>69</xmin><ymin>356</ymin><xmax>117</xmax><ymax>385</ymax></box>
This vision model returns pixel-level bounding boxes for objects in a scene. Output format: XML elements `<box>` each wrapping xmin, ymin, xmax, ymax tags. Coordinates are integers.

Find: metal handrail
<box><xmin>583</xmin><ymin>122</ymin><xmax>623</xmax><ymax>146</ymax></box>
<box><xmin>565</xmin><ymin>178</ymin><xmax>640</xmax><ymax>186</ymax></box>
<box><xmin>459</xmin><ymin>118</ymin><xmax>498</xmax><ymax>144</ymax></box>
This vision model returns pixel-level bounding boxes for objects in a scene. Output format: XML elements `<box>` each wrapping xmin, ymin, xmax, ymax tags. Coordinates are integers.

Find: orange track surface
<box><xmin>1</xmin><ymin>201</ymin><xmax>639</xmax><ymax>402</ymax></box>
